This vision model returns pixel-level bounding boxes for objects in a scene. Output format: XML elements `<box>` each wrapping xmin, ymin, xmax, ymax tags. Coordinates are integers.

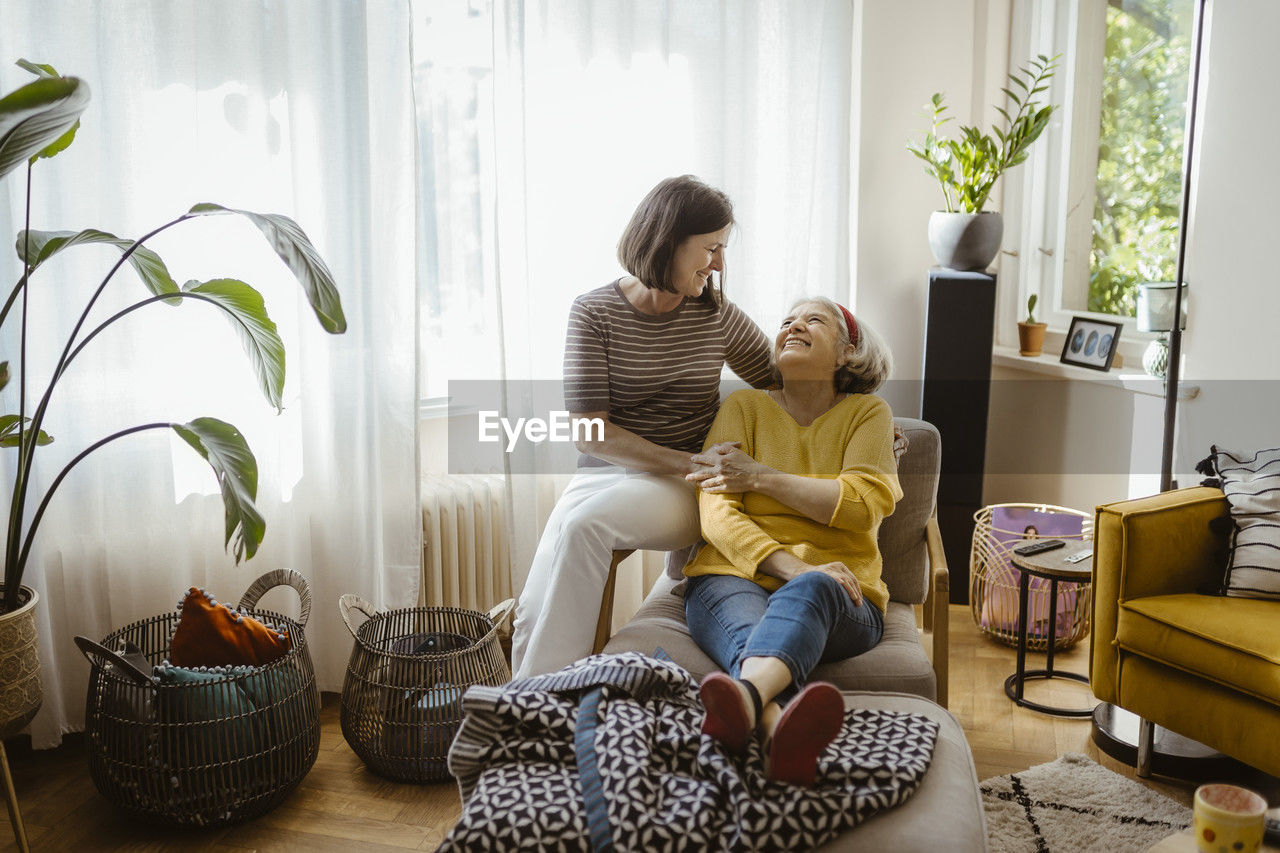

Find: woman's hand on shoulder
<box><xmin>892</xmin><ymin>424</ymin><xmax>909</xmax><ymax>462</ymax></box>
<box><xmin>686</xmin><ymin>442</ymin><xmax>768</xmax><ymax>493</ymax></box>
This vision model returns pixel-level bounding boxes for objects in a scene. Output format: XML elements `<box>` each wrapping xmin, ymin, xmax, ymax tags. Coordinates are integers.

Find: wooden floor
<box><xmin>4</xmin><ymin>603</ymin><xmax>1270</xmax><ymax>850</ymax></box>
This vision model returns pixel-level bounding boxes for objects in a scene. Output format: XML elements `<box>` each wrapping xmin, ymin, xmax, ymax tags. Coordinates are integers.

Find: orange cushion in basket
<box><xmin>169</xmin><ymin>587</ymin><xmax>291</xmax><ymax>668</ymax></box>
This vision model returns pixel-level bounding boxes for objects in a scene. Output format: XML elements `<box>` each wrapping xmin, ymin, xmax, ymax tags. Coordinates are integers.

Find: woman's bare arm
<box><xmin>572</xmin><ymin>411</ymin><xmax>697</xmax><ymax>476</ymax></box>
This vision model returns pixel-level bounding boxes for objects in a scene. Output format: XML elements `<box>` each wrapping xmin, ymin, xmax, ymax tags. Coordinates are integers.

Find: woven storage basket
<box><xmin>75</xmin><ymin>569</ymin><xmax>320</xmax><ymax>827</ymax></box>
<box><xmin>968</xmin><ymin>504</ymin><xmax>1094</xmax><ymax>651</ymax></box>
<box><xmin>339</xmin><ymin>596</ymin><xmax>512</xmax><ymax>783</ymax></box>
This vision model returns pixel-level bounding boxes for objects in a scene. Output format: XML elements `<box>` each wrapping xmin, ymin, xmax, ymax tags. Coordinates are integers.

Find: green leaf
<box><xmin>186</xmin><ymin>203</ymin><xmax>346</xmax><ymax>334</ymax></box>
<box><xmin>171</xmin><ymin>417</ymin><xmax>264</xmax><ymax>562</ymax></box>
<box><xmin>16</xmin><ymin>60</ymin><xmax>59</xmax><ymax>79</ymax></box>
<box><xmin>16</xmin><ymin>61</ymin><xmax>81</xmax><ymax>162</ymax></box>
<box><xmin>16</xmin><ymin>228</ymin><xmax>180</xmax><ymax>301</ymax></box>
<box><xmin>30</xmin><ymin>120</ymin><xmax>79</xmax><ymax>163</ymax></box>
<box><xmin>0</xmin><ymin>74</ymin><xmax>89</xmax><ymax>177</ymax></box>
<box><xmin>0</xmin><ymin>361</ymin><xmax>7</xmax><ymax>391</ymax></box>
<box><xmin>183</xmin><ymin>279</ymin><xmax>286</xmax><ymax>412</ymax></box>
<box><xmin>0</xmin><ymin>415</ymin><xmax>53</xmax><ymax>446</ymax></box>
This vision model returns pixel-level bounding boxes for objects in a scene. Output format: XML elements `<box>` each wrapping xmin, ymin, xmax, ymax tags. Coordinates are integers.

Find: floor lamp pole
<box><xmin>1160</xmin><ymin>0</ymin><xmax>1208</xmax><ymax>492</ymax></box>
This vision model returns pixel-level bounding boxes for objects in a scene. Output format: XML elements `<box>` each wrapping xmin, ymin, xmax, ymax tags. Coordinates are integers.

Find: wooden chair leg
<box><xmin>0</xmin><ymin>741</ymin><xmax>30</xmax><ymax>853</ymax></box>
<box><xmin>925</xmin><ymin>516</ymin><xmax>950</xmax><ymax>709</ymax></box>
<box><xmin>593</xmin><ymin>550</ymin><xmax>634</xmax><ymax>654</ymax></box>
<box><xmin>932</xmin><ymin>566</ymin><xmax>950</xmax><ymax>709</ymax></box>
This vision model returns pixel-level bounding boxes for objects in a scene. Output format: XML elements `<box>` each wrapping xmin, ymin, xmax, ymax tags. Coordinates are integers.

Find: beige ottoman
<box><xmin>817</xmin><ymin>692</ymin><xmax>987</xmax><ymax>852</ymax></box>
<box><xmin>603</xmin><ymin>579</ymin><xmax>987</xmax><ymax>850</ymax></box>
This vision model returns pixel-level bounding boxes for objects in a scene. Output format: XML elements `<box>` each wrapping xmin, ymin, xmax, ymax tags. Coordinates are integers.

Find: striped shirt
<box><xmin>564</xmin><ymin>281</ymin><xmax>774</xmax><ymax>457</ymax></box>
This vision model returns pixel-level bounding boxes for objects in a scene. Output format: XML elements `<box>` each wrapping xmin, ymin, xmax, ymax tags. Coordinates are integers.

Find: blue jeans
<box><xmin>685</xmin><ymin>571</ymin><xmax>884</xmax><ymax>698</ymax></box>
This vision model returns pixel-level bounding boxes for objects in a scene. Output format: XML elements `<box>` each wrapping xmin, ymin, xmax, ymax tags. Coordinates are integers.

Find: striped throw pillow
<box><xmin>1197</xmin><ymin>446</ymin><xmax>1280</xmax><ymax>600</ymax></box>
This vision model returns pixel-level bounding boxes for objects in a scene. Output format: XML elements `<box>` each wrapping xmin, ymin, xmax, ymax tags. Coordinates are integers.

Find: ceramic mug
<box><xmin>1194</xmin><ymin>783</ymin><xmax>1267</xmax><ymax>853</ymax></box>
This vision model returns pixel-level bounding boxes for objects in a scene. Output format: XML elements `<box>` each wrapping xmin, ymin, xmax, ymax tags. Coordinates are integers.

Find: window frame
<box><xmin>998</xmin><ymin>0</ymin><xmax>1170</xmax><ymax>367</ymax></box>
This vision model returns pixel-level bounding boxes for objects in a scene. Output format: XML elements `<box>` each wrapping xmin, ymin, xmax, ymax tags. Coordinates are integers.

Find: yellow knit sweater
<box><xmin>683</xmin><ymin>389</ymin><xmax>903</xmax><ymax>614</ymax></box>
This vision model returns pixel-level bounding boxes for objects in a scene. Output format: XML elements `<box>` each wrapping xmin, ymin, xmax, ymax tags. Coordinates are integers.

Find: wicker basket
<box><xmin>969</xmin><ymin>504</ymin><xmax>1094</xmax><ymax>651</ymax></box>
<box><xmin>75</xmin><ymin>569</ymin><xmax>320</xmax><ymax>827</ymax></box>
<box><xmin>338</xmin><ymin>596</ymin><xmax>512</xmax><ymax>783</ymax></box>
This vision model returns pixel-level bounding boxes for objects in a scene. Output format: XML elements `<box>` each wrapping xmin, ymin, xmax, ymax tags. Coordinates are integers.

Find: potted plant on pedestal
<box><xmin>1018</xmin><ymin>294</ymin><xmax>1048</xmax><ymax>356</ymax></box>
<box><xmin>907</xmin><ymin>55</ymin><xmax>1060</xmax><ymax>272</ymax></box>
<box><xmin>0</xmin><ymin>59</ymin><xmax>345</xmax><ymax>750</ymax></box>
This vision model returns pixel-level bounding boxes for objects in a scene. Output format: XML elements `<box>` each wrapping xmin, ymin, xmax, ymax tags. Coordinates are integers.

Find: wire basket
<box><xmin>338</xmin><ymin>596</ymin><xmax>512</xmax><ymax>783</ymax></box>
<box><xmin>75</xmin><ymin>569</ymin><xmax>320</xmax><ymax>827</ymax></box>
<box><xmin>969</xmin><ymin>504</ymin><xmax>1094</xmax><ymax>651</ymax></box>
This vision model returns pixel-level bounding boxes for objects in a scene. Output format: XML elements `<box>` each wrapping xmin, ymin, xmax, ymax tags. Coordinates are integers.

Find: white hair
<box><xmin>782</xmin><ymin>296</ymin><xmax>893</xmax><ymax>394</ymax></box>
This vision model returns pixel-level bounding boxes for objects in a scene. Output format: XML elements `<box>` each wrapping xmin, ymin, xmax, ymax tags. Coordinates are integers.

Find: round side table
<box><xmin>1003</xmin><ymin>539</ymin><xmax>1096</xmax><ymax>717</ymax></box>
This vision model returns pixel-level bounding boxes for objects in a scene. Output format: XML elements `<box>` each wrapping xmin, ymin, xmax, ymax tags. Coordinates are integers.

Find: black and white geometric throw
<box><xmin>1198</xmin><ymin>445</ymin><xmax>1280</xmax><ymax>600</ymax></box>
<box><xmin>440</xmin><ymin>652</ymin><xmax>939</xmax><ymax>852</ymax></box>
<box><xmin>981</xmin><ymin>753</ymin><xmax>1190</xmax><ymax>853</ymax></box>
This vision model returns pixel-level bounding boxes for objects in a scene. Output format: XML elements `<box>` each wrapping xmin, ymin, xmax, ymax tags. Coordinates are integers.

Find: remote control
<box><xmin>1013</xmin><ymin>538</ymin><xmax>1066</xmax><ymax>557</ymax></box>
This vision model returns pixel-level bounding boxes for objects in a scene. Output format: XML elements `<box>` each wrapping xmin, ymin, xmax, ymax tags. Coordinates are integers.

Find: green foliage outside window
<box><xmin>1089</xmin><ymin>0</ymin><xmax>1192</xmax><ymax>317</ymax></box>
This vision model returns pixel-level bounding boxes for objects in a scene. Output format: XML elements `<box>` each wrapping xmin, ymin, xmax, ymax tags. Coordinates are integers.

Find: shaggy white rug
<box><xmin>982</xmin><ymin>753</ymin><xmax>1191</xmax><ymax>852</ymax></box>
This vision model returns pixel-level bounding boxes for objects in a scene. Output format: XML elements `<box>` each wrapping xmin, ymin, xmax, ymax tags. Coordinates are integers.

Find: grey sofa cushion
<box><xmin>604</xmin><ymin>575</ymin><xmax>937</xmax><ymax>701</ymax></box>
<box><xmin>811</xmin><ymin>602</ymin><xmax>935</xmax><ymax>699</ymax></box>
<box><xmin>880</xmin><ymin>418</ymin><xmax>941</xmax><ymax>605</ymax></box>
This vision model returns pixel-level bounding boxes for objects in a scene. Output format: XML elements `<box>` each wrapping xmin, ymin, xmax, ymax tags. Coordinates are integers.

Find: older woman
<box><xmin>681</xmin><ymin>296</ymin><xmax>901</xmax><ymax>787</ymax></box>
<box><xmin>510</xmin><ymin>176</ymin><xmax>775</xmax><ymax>679</ymax></box>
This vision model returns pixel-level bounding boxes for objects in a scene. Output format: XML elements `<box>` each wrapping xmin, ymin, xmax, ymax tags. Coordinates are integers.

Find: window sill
<box><xmin>991</xmin><ymin>346</ymin><xmax>1199</xmax><ymax>400</ymax></box>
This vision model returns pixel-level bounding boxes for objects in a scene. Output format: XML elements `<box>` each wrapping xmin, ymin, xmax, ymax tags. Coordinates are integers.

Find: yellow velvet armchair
<box><xmin>1091</xmin><ymin>487</ymin><xmax>1280</xmax><ymax>777</ymax></box>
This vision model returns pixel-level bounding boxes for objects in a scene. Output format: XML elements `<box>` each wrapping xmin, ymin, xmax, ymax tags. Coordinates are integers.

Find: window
<box><xmin>1002</xmin><ymin>0</ymin><xmax>1194</xmax><ymax>346</ymax></box>
<box><xmin>1089</xmin><ymin>1</ymin><xmax>1193</xmax><ymax>317</ymax></box>
<box><xmin>414</xmin><ymin>0</ymin><xmax>501</xmax><ymax>402</ymax></box>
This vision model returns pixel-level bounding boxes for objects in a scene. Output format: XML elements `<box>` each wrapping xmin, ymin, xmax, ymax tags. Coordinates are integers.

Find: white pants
<box><xmin>511</xmin><ymin>465</ymin><xmax>700</xmax><ymax>679</ymax></box>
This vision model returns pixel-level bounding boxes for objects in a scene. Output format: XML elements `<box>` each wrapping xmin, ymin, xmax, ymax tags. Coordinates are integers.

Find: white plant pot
<box><xmin>928</xmin><ymin>210</ymin><xmax>1004</xmax><ymax>272</ymax></box>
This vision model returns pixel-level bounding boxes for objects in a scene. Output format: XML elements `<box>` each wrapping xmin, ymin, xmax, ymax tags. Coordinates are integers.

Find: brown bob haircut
<box><xmin>617</xmin><ymin>175</ymin><xmax>733</xmax><ymax>307</ymax></box>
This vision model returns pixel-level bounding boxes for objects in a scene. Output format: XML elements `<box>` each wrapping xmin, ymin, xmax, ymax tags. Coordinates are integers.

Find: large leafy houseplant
<box><xmin>907</xmin><ymin>54</ymin><xmax>1060</xmax><ymax>214</ymax></box>
<box><xmin>0</xmin><ymin>60</ymin><xmax>346</xmax><ymax>616</ymax></box>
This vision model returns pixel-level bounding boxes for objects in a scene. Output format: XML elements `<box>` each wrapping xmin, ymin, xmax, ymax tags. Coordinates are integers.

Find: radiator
<box><xmin>420</xmin><ymin>474</ymin><xmax>512</xmax><ymax>611</ymax></box>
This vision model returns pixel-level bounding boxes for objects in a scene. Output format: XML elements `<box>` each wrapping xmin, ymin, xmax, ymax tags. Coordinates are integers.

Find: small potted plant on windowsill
<box><xmin>1018</xmin><ymin>294</ymin><xmax>1048</xmax><ymax>356</ymax></box>
<box><xmin>907</xmin><ymin>55</ymin><xmax>1059</xmax><ymax>272</ymax></box>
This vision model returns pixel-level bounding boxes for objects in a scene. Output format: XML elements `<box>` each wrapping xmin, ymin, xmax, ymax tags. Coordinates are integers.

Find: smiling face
<box><xmin>774</xmin><ymin>301</ymin><xmax>853</xmax><ymax>381</ymax></box>
<box><xmin>669</xmin><ymin>227</ymin><xmax>730</xmax><ymax>298</ymax></box>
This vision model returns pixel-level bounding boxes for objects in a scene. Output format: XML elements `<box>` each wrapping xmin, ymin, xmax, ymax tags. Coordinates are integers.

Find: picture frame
<box><xmin>1060</xmin><ymin>316</ymin><xmax>1122</xmax><ymax>371</ymax></box>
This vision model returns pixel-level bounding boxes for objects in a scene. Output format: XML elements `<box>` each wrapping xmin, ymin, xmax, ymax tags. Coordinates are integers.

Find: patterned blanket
<box><xmin>441</xmin><ymin>652</ymin><xmax>939</xmax><ymax>852</ymax></box>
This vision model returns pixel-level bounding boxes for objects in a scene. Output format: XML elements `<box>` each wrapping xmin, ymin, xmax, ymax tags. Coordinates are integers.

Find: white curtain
<box><xmin>417</xmin><ymin>0</ymin><xmax>857</xmax><ymax>590</ymax></box>
<box><xmin>0</xmin><ymin>1</ymin><xmax>420</xmax><ymax>747</ymax></box>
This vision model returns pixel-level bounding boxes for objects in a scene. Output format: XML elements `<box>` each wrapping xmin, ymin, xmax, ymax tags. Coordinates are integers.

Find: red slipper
<box><xmin>767</xmin><ymin>682</ymin><xmax>844</xmax><ymax>787</ymax></box>
<box><xmin>699</xmin><ymin>672</ymin><xmax>757</xmax><ymax>754</ymax></box>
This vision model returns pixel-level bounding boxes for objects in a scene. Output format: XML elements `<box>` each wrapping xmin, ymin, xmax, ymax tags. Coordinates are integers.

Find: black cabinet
<box><xmin>920</xmin><ymin>268</ymin><xmax>996</xmax><ymax>604</ymax></box>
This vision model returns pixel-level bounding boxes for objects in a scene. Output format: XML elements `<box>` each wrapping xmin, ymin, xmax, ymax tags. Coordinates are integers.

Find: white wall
<box><xmin>851</xmin><ymin>0</ymin><xmax>1011</xmax><ymax>417</ymax></box>
<box><xmin>1173</xmin><ymin>0</ymin><xmax>1280</xmax><ymax>464</ymax></box>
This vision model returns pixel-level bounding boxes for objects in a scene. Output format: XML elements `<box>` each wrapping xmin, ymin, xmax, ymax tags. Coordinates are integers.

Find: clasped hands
<box><xmin>685</xmin><ymin>441</ymin><xmax>761</xmax><ymax>494</ymax></box>
<box><xmin>685</xmin><ymin>426</ymin><xmax>908</xmax><ymax>495</ymax></box>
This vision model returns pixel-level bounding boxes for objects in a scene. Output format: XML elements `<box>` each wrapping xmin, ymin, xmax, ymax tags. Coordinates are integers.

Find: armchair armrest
<box><xmin>923</xmin><ymin>515</ymin><xmax>949</xmax><ymax>708</ymax></box>
<box><xmin>1090</xmin><ymin>486</ymin><xmax>1229</xmax><ymax>702</ymax></box>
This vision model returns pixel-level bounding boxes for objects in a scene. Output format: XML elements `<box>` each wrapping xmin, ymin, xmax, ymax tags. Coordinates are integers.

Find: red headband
<box><xmin>836</xmin><ymin>303</ymin><xmax>860</xmax><ymax>349</ymax></box>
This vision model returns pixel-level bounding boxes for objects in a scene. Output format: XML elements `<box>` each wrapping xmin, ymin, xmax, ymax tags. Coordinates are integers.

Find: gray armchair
<box><xmin>597</xmin><ymin>418</ymin><xmax>949</xmax><ymax>707</ymax></box>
